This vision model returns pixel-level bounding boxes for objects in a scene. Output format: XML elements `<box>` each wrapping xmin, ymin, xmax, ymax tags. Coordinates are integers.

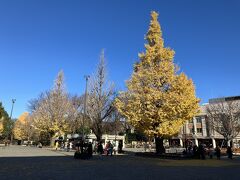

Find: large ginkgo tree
<box><xmin>115</xmin><ymin>11</ymin><xmax>199</xmax><ymax>154</ymax></box>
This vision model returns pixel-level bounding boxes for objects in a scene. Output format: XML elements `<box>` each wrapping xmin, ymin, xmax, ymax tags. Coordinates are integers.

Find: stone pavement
<box><xmin>0</xmin><ymin>145</ymin><xmax>240</xmax><ymax>180</ymax></box>
<box><xmin>0</xmin><ymin>145</ymin><xmax>66</xmax><ymax>157</ymax></box>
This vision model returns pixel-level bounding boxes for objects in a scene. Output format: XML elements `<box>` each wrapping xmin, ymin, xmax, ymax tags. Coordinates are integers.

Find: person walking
<box><xmin>118</xmin><ymin>141</ymin><xmax>123</xmax><ymax>154</ymax></box>
<box><xmin>75</xmin><ymin>140</ymin><xmax>81</xmax><ymax>152</ymax></box>
<box><xmin>208</xmin><ymin>145</ymin><xmax>214</xmax><ymax>159</ymax></box>
<box><xmin>215</xmin><ymin>146</ymin><xmax>221</xmax><ymax>160</ymax></box>
<box><xmin>69</xmin><ymin>141</ymin><xmax>73</xmax><ymax>151</ymax></box>
<box><xmin>227</xmin><ymin>146</ymin><xmax>233</xmax><ymax>159</ymax></box>
<box><xmin>199</xmin><ymin>143</ymin><xmax>205</xmax><ymax>160</ymax></box>
<box><xmin>37</xmin><ymin>142</ymin><xmax>42</xmax><ymax>148</ymax></box>
<box><xmin>193</xmin><ymin>145</ymin><xmax>198</xmax><ymax>158</ymax></box>
<box><xmin>66</xmin><ymin>141</ymin><xmax>70</xmax><ymax>152</ymax></box>
<box><xmin>87</xmin><ymin>142</ymin><xmax>93</xmax><ymax>158</ymax></box>
<box><xmin>55</xmin><ymin>141</ymin><xmax>59</xmax><ymax>151</ymax></box>
<box><xmin>105</xmin><ymin>142</ymin><xmax>110</xmax><ymax>155</ymax></box>
<box><xmin>109</xmin><ymin>142</ymin><xmax>113</xmax><ymax>156</ymax></box>
<box><xmin>144</xmin><ymin>142</ymin><xmax>147</xmax><ymax>152</ymax></box>
<box><xmin>97</xmin><ymin>142</ymin><xmax>103</xmax><ymax>155</ymax></box>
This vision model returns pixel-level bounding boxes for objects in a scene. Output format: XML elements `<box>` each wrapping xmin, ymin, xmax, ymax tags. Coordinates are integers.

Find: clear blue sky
<box><xmin>0</xmin><ymin>0</ymin><xmax>240</xmax><ymax>118</ymax></box>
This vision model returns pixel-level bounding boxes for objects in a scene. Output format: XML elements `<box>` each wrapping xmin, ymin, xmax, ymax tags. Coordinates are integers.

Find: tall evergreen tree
<box><xmin>0</xmin><ymin>102</ymin><xmax>9</xmax><ymax>119</ymax></box>
<box><xmin>115</xmin><ymin>11</ymin><xmax>199</xmax><ymax>154</ymax></box>
<box><xmin>0</xmin><ymin>102</ymin><xmax>13</xmax><ymax>140</ymax></box>
<box><xmin>0</xmin><ymin>102</ymin><xmax>7</xmax><ymax>135</ymax></box>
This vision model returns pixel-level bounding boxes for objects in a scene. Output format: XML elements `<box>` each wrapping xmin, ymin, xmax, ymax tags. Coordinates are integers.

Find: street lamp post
<box><xmin>10</xmin><ymin>99</ymin><xmax>16</xmax><ymax>144</ymax></box>
<box><xmin>10</xmin><ymin>99</ymin><xmax>16</xmax><ymax>119</ymax></box>
<box><xmin>82</xmin><ymin>75</ymin><xmax>90</xmax><ymax>141</ymax></box>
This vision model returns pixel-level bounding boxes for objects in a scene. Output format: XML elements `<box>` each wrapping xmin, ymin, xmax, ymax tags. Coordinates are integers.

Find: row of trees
<box><xmin>5</xmin><ymin>11</ymin><xmax>240</xmax><ymax>152</ymax></box>
<box><xmin>12</xmin><ymin>50</ymin><xmax>122</xmax><ymax>146</ymax></box>
<box><xmin>8</xmin><ymin>11</ymin><xmax>200</xmax><ymax>153</ymax></box>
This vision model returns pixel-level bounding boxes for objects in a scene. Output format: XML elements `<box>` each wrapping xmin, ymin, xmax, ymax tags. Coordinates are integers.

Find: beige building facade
<box><xmin>170</xmin><ymin>96</ymin><xmax>240</xmax><ymax>148</ymax></box>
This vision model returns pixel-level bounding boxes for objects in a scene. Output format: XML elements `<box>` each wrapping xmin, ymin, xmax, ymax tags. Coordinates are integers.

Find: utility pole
<box><xmin>83</xmin><ymin>75</ymin><xmax>90</xmax><ymax>141</ymax></box>
<box><xmin>10</xmin><ymin>99</ymin><xmax>16</xmax><ymax>144</ymax></box>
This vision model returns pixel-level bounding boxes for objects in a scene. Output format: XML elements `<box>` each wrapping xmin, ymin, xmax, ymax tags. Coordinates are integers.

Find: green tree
<box><xmin>115</xmin><ymin>11</ymin><xmax>199</xmax><ymax>154</ymax></box>
<box><xmin>0</xmin><ymin>102</ymin><xmax>14</xmax><ymax>140</ymax></box>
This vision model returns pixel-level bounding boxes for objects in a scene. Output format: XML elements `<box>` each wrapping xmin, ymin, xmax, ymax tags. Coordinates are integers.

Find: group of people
<box><xmin>4</xmin><ymin>140</ymin><xmax>10</xmax><ymax>146</ymax></box>
<box><xmin>206</xmin><ymin>145</ymin><xmax>221</xmax><ymax>160</ymax></box>
<box><xmin>74</xmin><ymin>140</ymin><xmax>93</xmax><ymax>159</ymax></box>
<box><xmin>96</xmin><ymin>141</ymin><xmax>114</xmax><ymax>156</ymax></box>
<box><xmin>54</xmin><ymin>139</ymin><xmax>124</xmax><ymax>159</ymax></box>
<box><xmin>55</xmin><ymin>140</ymin><xmax>73</xmax><ymax>152</ymax></box>
<box><xmin>185</xmin><ymin>143</ymin><xmax>233</xmax><ymax>160</ymax></box>
<box><xmin>95</xmin><ymin>140</ymin><xmax>123</xmax><ymax>156</ymax></box>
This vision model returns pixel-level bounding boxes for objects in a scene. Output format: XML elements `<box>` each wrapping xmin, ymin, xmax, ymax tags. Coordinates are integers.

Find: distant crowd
<box><xmin>183</xmin><ymin>143</ymin><xmax>233</xmax><ymax>160</ymax></box>
<box><xmin>53</xmin><ymin>139</ymin><xmax>123</xmax><ymax>159</ymax></box>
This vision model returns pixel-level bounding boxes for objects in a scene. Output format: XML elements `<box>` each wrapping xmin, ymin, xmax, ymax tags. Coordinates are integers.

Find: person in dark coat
<box><xmin>215</xmin><ymin>146</ymin><xmax>221</xmax><ymax>160</ymax></box>
<box><xmin>87</xmin><ymin>142</ymin><xmax>93</xmax><ymax>158</ymax></box>
<box><xmin>79</xmin><ymin>140</ymin><xmax>84</xmax><ymax>154</ymax></box>
<box><xmin>97</xmin><ymin>142</ymin><xmax>103</xmax><ymax>155</ymax></box>
<box><xmin>75</xmin><ymin>140</ymin><xmax>81</xmax><ymax>152</ymax></box>
<box><xmin>208</xmin><ymin>145</ymin><xmax>214</xmax><ymax>159</ymax></box>
<box><xmin>193</xmin><ymin>145</ymin><xmax>198</xmax><ymax>158</ymax></box>
<box><xmin>227</xmin><ymin>146</ymin><xmax>233</xmax><ymax>159</ymax></box>
<box><xmin>118</xmin><ymin>141</ymin><xmax>123</xmax><ymax>153</ymax></box>
<box><xmin>199</xmin><ymin>143</ymin><xmax>205</xmax><ymax>160</ymax></box>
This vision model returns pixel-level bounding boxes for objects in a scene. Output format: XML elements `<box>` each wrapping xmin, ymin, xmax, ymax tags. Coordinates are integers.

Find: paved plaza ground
<box><xmin>0</xmin><ymin>146</ymin><xmax>240</xmax><ymax>180</ymax></box>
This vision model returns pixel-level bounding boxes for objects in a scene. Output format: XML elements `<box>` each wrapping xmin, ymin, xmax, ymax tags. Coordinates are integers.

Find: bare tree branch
<box><xmin>87</xmin><ymin>50</ymin><xmax>115</xmax><ymax>141</ymax></box>
<box><xmin>207</xmin><ymin>100</ymin><xmax>240</xmax><ymax>141</ymax></box>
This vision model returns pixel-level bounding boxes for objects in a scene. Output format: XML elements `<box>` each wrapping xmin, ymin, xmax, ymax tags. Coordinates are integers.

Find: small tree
<box><xmin>207</xmin><ymin>100</ymin><xmax>240</xmax><ymax>146</ymax></box>
<box><xmin>87</xmin><ymin>50</ymin><xmax>115</xmax><ymax>142</ymax></box>
<box><xmin>115</xmin><ymin>11</ymin><xmax>199</xmax><ymax>154</ymax></box>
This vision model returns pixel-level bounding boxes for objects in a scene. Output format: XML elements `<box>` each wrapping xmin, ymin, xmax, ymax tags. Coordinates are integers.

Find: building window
<box><xmin>189</xmin><ymin>128</ymin><xmax>194</xmax><ymax>134</ymax></box>
<box><xmin>196</xmin><ymin>117</ymin><xmax>202</xmax><ymax>123</ymax></box>
<box><xmin>197</xmin><ymin>128</ymin><xmax>202</xmax><ymax>133</ymax></box>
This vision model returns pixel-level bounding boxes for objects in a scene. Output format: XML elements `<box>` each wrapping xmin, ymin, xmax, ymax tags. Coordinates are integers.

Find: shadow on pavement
<box><xmin>0</xmin><ymin>154</ymin><xmax>240</xmax><ymax>180</ymax></box>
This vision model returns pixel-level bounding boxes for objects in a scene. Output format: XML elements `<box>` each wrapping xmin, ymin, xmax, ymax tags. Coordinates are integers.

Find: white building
<box><xmin>87</xmin><ymin>133</ymin><xmax>125</xmax><ymax>148</ymax></box>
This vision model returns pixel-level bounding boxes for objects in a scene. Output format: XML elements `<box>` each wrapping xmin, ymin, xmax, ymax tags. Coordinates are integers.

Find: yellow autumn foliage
<box><xmin>115</xmin><ymin>11</ymin><xmax>200</xmax><ymax>138</ymax></box>
<box><xmin>0</xmin><ymin>119</ymin><xmax>3</xmax><ymax>134</ymax></box>
<box><xmin>13</xmin><ymin>112</ymin><xmax>31</xmax><ymax>140</ymax></box>
<box><xmin>31</xmin><ymin>71</ymin><xmax>75</xmax><ymax>139</ymax></box>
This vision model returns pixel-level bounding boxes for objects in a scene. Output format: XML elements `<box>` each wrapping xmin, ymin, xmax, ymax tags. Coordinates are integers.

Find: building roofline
<box><xmin>209</xmin><ymin>95</ymin><xmax>240</xmax><ymax>103</ymax></box>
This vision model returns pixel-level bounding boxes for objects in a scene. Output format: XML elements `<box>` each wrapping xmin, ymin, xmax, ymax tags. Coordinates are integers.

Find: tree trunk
<box><xmin>155</xmin><ymin>137</ymin><xmax>165</xmax><ymax>154</ymax></box>
<box><xmin>50</xmin><ymin>137</ymin><xmax>55</xmax><ymax>147</ymax></box>
<box><xmin>96</xmin><ymin>134</ymin><xmax>102</xmax><ymax>143</ymax></box>
<box><xmin>94</xmin><ymin>127</ymin><xmax>102</xmax><ymax>143</ymax></box>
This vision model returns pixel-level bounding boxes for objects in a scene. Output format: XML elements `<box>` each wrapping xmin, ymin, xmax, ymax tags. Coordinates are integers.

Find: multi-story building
<box><xmin>170</xmin><ymin>96</ymin><xmax>240</xmax><ymax>148</ymax></box>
